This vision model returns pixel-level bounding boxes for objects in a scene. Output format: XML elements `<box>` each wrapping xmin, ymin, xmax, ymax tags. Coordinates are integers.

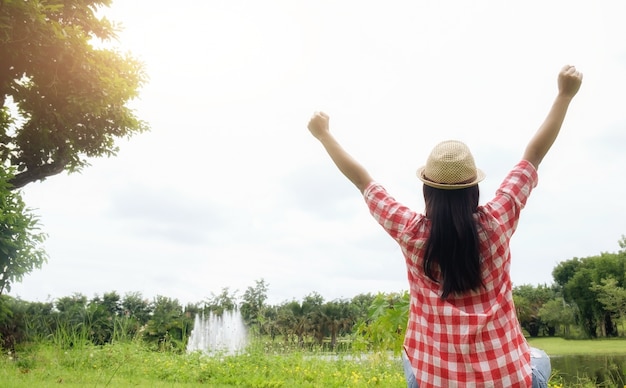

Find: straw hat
<box><xmin>416</xmin><ymin>140</ymin><xmax>485</xmax><ymax>190</ymax></box>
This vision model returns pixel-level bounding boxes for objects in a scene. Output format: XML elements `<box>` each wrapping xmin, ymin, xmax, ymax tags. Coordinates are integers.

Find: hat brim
<box><xmin>416</xmin><ymin>166</ymin><xmax>486</xmax><ymax>190</ymax></box>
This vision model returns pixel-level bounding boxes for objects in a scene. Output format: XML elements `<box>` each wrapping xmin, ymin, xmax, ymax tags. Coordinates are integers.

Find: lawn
<box><xmin>0</xmin><ymin>342</ymin><xmax>406</xmax><ymax>388</ymax></box>
<box><xmin>2</xmin><ymin>338</ymin><xmax>626</xmax><ymax>387</ymax></box>
<box><xmin>528</xmin><ymin>336</ymin><xmax>626</xmax><ymax>356</ymax></box>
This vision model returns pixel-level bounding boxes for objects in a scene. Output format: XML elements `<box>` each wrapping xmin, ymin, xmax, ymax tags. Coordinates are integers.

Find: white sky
<box><xmin>10</xmin><ymin>0</ymin><xmax>626</xmax><ymax>306</ymax></box>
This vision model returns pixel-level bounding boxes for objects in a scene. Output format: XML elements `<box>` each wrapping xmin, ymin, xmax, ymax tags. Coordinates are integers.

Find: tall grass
<box><xmin>2</xmin><ymin>334</ymin><xmax>626</xmax><ymax>387</ymax></box>
<box><xmin>49</xmin><ymin>319</ymin><xmax>90</xmax><ymax>349</ymax></box>
<box><xmin>1</xmin><ymin>340</ymin><xmax>406</xmax><ymax>387</ymax></box>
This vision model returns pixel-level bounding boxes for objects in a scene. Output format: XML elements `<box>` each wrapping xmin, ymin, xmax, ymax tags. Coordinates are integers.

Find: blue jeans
<box><xmin>530</xmin><ymin>347</ymin><xmax>551</xmax><ymax>388</ymax></box>
<box><xmin>402</xmin><ymin>347</ymin><xmax>551</xmax><ymax>388</ymax></box>
<box><xmin>402</xmin><ymin>350</ymin><xmax>419</xmax><ymax>388</ymax></box>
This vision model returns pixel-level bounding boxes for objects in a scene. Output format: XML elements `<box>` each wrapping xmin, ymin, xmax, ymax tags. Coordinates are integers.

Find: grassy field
<box><xmin>528</xmin><ymin>336</ymin><xmax>626</xmax><ymax>356</ymax></box>
<box><xmin>0</xmin><ymin>342</ymin><xmax>406</xmax><ymax>387</ymax></box>
<box><xmin>1</xmin><ymin>338</ymin><xmax>625</xmax><ymax>387</ymax></box>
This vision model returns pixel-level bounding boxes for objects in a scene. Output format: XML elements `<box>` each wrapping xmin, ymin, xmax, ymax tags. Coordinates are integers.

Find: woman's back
<box><xmin>364</xmin><ymin>160</ymin><xmax>538</xmax><ymax>386</ymax></box>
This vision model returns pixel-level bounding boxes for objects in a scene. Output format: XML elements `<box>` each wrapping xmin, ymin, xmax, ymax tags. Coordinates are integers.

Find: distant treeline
<box><xmin>1</xmin><ymin>238</ymin><xmax>625</xmax><ymax>352</ymax></box>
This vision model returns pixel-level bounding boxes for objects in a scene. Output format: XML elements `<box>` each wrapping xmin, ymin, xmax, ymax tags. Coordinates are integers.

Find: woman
<box><xmin>307</xmin><ymin>65</ymin><xmax>582</xmax><ymax>387</ymax></box>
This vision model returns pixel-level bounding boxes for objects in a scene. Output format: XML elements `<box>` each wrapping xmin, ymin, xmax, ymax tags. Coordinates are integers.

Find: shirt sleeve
<box><xmin>363</xmin><ymin>182</ymin><xmax>419</xmax><ymax>241</ymax></box>
<box><xmin>483</xmin><ymin>160</ymin><xmax>538</xmax><ymax>238</ymax></box>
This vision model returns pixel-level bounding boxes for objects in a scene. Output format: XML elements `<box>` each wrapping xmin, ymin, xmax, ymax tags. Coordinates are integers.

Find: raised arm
<box><xmin>523</xmin><ymin>65</ymin><xmax>583</xmax><ymax>169</ymax></box>
<box><xmin>307</xmin><ymin>111</ymin><xmax>374</xmax><ymax>193</ymax></box>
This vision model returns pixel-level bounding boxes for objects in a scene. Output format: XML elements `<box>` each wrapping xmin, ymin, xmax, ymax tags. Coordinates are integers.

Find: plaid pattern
<box><xmin>364</xmin><ymin>160</ymin><xmax>538</xmax><ymax>388</ymax></box>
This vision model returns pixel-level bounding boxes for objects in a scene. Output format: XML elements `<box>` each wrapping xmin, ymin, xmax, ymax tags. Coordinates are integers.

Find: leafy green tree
<box><xmin>302</xmin><ymin>292</ymin><xmax>325</xmax><ymax>346</ymax></box>
<box><xmin>145</xmin><ymin>295</ymin><xmax>186</xmax><ymax>352</ymax></box>
<box><xmin>257</xmin><ymin>305</ymin><xmax>279</xmax><ymax>340</ymax></box>
<box><xmin>552</xmin><ymin>257</ymin><xmax>583</xmax><ymax>287</ymax></box>
<box><xmin>55</xmin><ymin>293</ymin><xmax>88</xmax><ymax>325</ymax></box>
<box><xmin>100</xmin><ymin>291</ymin><xmax>122</xmax><ymax>316</ymax></box>
<box><xmin>0</xmin><ymin>169</ymin><xmax>47</xmax><ymax>295</ymax></box>
<box><xmin>240</xmin><ymin>279</ymin><xmax>268</xmax><ymax>328</ymax></box>
<box><xmin>321</xmin><ymin>299</ymin><xmax>356</xmax><ymax>350</ymax></box>
<box><xmin>561</xmin><ymin>266</ymin><xmax>600</xmax><ymax>337</ymax></box>
<box><xmin>121</xmin><ymin>291</ymin><xmax>152</xmax><ymax>325</ymax></box>
<box><xmin>85</xmin><ymin>291</ymin><xmax>124</xmax><ymax>345</ymax></box>
<box><xmin>0</xmin><ymin>0</ymin><xmax>147</xmax><ymax>303</ymax></box>
<box><xmin>0</xmin><ymin>0</ymin><xmax>148</xmax><ymax>189</ymax></box>
<box><xmin>513</xmin><ymin>293</ymin><xmax>532</xmax><ymax>329</ymax></box>
<box><xmin>22</xmin><ymin>299</ymin><xmax>56</xmax><ymax>342</ymax></box>
<box><xmin>591</xmin><ymin>277</ymin><xmax>626</xmax><ymax>335</ymax></box>
<box><xmin>538</xmin><ymin>298</ymin><xmax>576</xmax><ymax>336</ymax></box>
<box><xmin>277</xmin><ymin>299</ymin><xmax>312</xmax><ymax>346</ymax></box>
<box><xmin>350</xmin><ymin>293</ymin><xmax>376</xmax><ymax>322</ymax></box>
<box><xmin>0</xmin><ymin>295</ymin><xmax>28</xmax><ymax>350</ymax></box>
<box><xmin>204</xmin><ymin>287</ymin><xmax>239</xmax><ymax>316</ymax></box>
<box><xmin>554</xmin><ymin>246</ymin><xmax>626</xmax><ymax>337</ymax></box>
<box><xmin>85</xmin><ymin>296</ymin><xmax>113</xmax><ymax>345</ymax></box>
<box><xmin>275</xmin><ymin>300</ymin><xmax>298</xmax><ymax>343</ymax></box>
<box><xmin>512</xmin><ymin>284</ymin><xmax>555</xmax><ymax>337</ymax></box>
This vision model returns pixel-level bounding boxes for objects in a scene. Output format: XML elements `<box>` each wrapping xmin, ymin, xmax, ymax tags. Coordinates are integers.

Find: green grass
<box><xmin>0</xmin><ymin>341</ymin><xmax>405</xmax><ymax>387</ymax></box>
<box><xmin>528</xmin><ymin>337</ymin><xmax>626</xmax><ymax>388</ymax></box>
<box><xmin>528</xmin><ymin>336</ymin><xmax>626</xmax><ymax>356</ymax></box>
<box><xmin>2</xmin><ymin>338</ymin><xmax>626</xmax><ymax>387</ymax></box>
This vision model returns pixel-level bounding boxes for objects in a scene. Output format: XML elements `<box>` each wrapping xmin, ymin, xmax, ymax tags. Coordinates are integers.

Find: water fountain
<box><xmin>186</xmin><ymin>309</ymin><xmax>248</xmax><ymax>355</ymax></box>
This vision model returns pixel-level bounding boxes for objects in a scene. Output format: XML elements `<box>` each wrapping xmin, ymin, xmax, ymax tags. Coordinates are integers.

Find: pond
<box><xmin>551</xmin><ymin>354</ymin><xmax>626</xmax><ymax>386</ymax></box>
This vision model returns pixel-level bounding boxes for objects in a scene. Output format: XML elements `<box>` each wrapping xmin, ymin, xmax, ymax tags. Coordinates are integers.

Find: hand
<box><xmin>307</xmin><ymin>111</ymin><xmax>330</xmax><ymax>139</ymax></box>
<box><xmin>557</xmin><ymin>65</ymin><xmax>583</xmax><ymax>99</ymax></box>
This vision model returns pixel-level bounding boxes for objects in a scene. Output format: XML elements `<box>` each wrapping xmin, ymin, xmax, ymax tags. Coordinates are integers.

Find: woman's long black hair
<box><xmin>422</xmin><ymin>184</ymin><xmax>483</xmax><ymax>299</ymax></box>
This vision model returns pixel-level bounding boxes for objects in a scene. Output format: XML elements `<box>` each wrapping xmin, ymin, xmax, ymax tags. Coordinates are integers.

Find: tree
<box><xmin>538</xmin><ymin>298</ymin><xmax>576</xmax><ymax>336</ymax></box>
<box><xmin>0</xmin><ymin>295</ymin><xmax>28</xmax><ymax>350</ymax></box>
<box><xmin>320</xmin><ymin>299</ymin><xmax>356</xmax><ymax>350</ymax></box>
<box><xmin>277</xmin><ymin>298</ymin><xmax>317</xmax><ymax>347</ymax></box>
<box><xmin>240</xmin><ymin>279</ymin><xmax>268</xmax><ymax>327</ymax></box>
<box><xmin>512</xmin><ymin>284</ymin><xmax>555</xmax><ymax>337</ymax></box>
<box><xmin>145</xmin><ymin>295</ymin><xmax>186</xmax><ymax>351</ymax></box>
<box><xmin>552</xmin><ymin>257</ymin><xmax>582</xmax><ymax>287</ymax></box>
<box><xmin>204</xmin><ymin>287</ymin><xmax>239</xmax><ymax>316</ymax></box>
<box><xmin>121</xmin><ymin>291</ymin><xmax>152</xmax><ymax>325</ymax></box>
<box><xmin>553</xmin><ymin>247</ymin><xmax>626</xmax><ymax>338</ymax></box>
<box><xmin>301</xmin><ymin>292</ymin><xmax>324</xmax><ymax>345</ymax></box>
<box><xmin>86</xmin><ymin>291</ymin><xmax>122</xmax><ymax>345</ymax></box>
<box><xmin>0</xmin><ymin>0</ymin><xmax>148</xmax><ymax>189</ymax></box>
<box><xmin>0</xmin><ymin>168</ymin><xmax>47</xmax><ymax>295</ymax></box>
<box><xmin>350</xmin><ymin>293</ymin><xmax>376</xmax><ymax>322</ymax></box>
<box><xmin>0</xmin><ymin>0</ymin><xmax>147</xmax><ymax>299</ymax></box>
<box><xmin>590</xmin><ymin>277</ymin><xmax>626</xmax><ymax>335</ymax></box>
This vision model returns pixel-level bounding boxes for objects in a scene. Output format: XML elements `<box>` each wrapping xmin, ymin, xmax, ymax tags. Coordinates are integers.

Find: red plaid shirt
<box><xmin>364</xmin><ymin>160</ymin><xmax>538</xmax><ymax>388</ymax></box>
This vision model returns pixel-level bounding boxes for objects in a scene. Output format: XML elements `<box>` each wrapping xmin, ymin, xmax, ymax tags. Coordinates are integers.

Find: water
<box><xmin>186</xmin><ymin>310</ymin><xmax>248</xmax><ymax>355</ymax></box>
<box><xmin>551</xmin><ymin>354</ymin><xmax>626</xmax><ymax>386</ymax></box>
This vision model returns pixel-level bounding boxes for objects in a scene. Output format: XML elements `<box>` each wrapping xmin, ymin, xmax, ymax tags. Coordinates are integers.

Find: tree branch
<box><xmin>8</xmin><ymin>158</ymin><xmax>68</xmax><ymax>189</ymax></box>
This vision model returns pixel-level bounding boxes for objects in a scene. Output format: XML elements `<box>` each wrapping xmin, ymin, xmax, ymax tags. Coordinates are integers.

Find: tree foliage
<box><xmin>512</xmin><ymin>283</ymin><xmax>556</xmax><ymax>337</ymax></box>
<box><xmin>0</xmin><ymin>168</ymin><xmax>47</xmax><ymax>295</ymax></box>
<box><xmin>553</xmin><ymin>241</ymin><xmax>626</xmax><ymax>338</ymax></box>
<box><xmin>240</xmin><ymin>279</ymin><xmax>269</xmax><ymax>326</ymax></box>
<box><xmin>204</xmin><ymin>287</ymin><xmax>239</xmax><ymax>316</ymax></box>
<box><xmin>4</xmin><ymin>237</ymin><xmax>626</xmax><ymax>354</ymax></box>
<box><xmin>0</xmin><ymin>0</ymin><xmax>148</xmax><ymax>189</ymax></box>
<box><xmin>591</xmin><ymin>277</ymin><xmax>626</xmax><ymax>333</ymax></box>
<box><xmin>537</xmin><ymin>298</ymin><xmax>576</xmax><ymax>336</ymax></box>
<box><xmin>0</xmin><ymin>0</ymin><xmax>147</xmax><ymax>299</ymax></box>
